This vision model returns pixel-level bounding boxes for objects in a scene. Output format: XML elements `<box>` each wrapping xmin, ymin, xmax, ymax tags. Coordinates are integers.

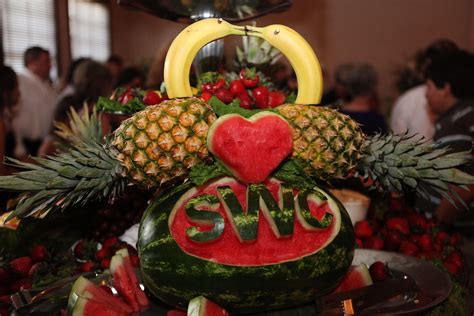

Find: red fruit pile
<box><xmin>199</xmin><ymin>67</ymin><xmax>287</xmax><ymax>109</ymax></box>
<box><xmin>73</xmin><ymin>237</ymin><xmax>140</xmax><ymax>273</ymax></box>
<box><xmin>0</xmin><ymin>243</ymin><xmax>49</xmax><ymax>311</ymax></box>
<box><xmin>354</xmin><ymin>210</ymin><xmax>464</xmax><ymax>277</ymax></box>
<box><xmin>117</xmin><ymin>88</ymin><xmax>168</xmax><ymax>106</ymax></box>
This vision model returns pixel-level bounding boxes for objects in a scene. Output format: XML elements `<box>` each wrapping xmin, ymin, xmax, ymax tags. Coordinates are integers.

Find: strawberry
<box><xmin>211</xmin><ymin>78</ymin><xmax>226</xmax><ymax>92</ymax></box>
<box><xmin>407</xmin><ymin>213</ymin><xmax>427</xmax><ymax>234</ymax></box>
<box><xmin>239</xmin><ymin>68</ymin><xmax>259</xmax><ymax>88</ymax></box>
<box><xmin>30</xmin><ymin>244</ymin><xmax>47</xmax><ymax>262</ymax></box>
<box><xmin>417</xmin><ymin>234</ymin><xmax>433</xmax><ymax>252</ymax></box>
<box><xmin>79</xmin><ymin>261</ymin><xmax>94</xmax><ymax>273</ymax></box>
<box><xmin>446</xmin><ymin>251</ymin><xmax>463</xmax><ymax>269</ymax></box>
<box><xmin>200</xmin><ymin>91</ymin><xmax>212</xmax><ymax>102</ymax></box>
<box><xmin>200</xmin><ymin>82</ymin><xmax>212</xmax><ymax>93</ymax></box>
<box><xmin>29</xmin><ymin>262</ymin><xmax>47</xmax><ymax>278</ymax></box>
<box><xmin>435</xmin><ymin>231</ymin><xmax>450</xmax><ymax>245</ymax></box>
<box><xmin>354</xmin><ymin>220</ymin><xmax>373</xmax><ymax>239</ymax></box>
<box><xmin>369</xmin><ymin>261</ymin><xmax>387</xmax><ymax>282</ymax></box>
<box><xmin>384</xmin><ymin>230</ymin><xmax>402</xmax><ymax>251</ymax></box>
<box><xmin>102</xmin><ymin>237</ymin><xmax>120</xmax><ymax>250</ymax></box>
<box><xmin>214</xmin><ymin>88</ymin><xmax>234</xmax><ymax>104</ymax></box>
<box><xmin>96</xmin><ymin>248</ymin><xmax>110</xmax><ymax>261</ymax></box>
<box><xmin>167</xmin><ymin>310</ymin><xmax>187</xmax><ymax>316</ymax></box>
<box><xmin>449</xmin><ymin>233</ymin><xmax>462</xmax><ymax>246</ymax></box>
<box><xmin>443</xmin><ymin>260</ymin><xmax>460</xmax><ymax>275</ymax></box>
<box><xmin>268</xmin><ymin>91</ymin><xmax>286</xmax><ymax>108</ymax></box>
<box><xmin>355</xmin><ymin>238</ymin><xmax>363</xmax><ymax>248</ymax></box>
<box><xmin>10</xmin><ymin>257</ymin><xmax>33</xmax><ymax>277</ymax></box>
<box><xmin>74</xmin><ymin>240</ymin><xmax>84</xmax><ymax>259</ymax></box>
<box><xmin>10</xmin><ymin>278</ymin><xmax>32</xmax><ymax>293</ymax></box>
<box><xmin>229</xmin><ymin>80</ymin><xmax>246</xmax><ymax>96</ymax></box>
<box><xmin>386</xmin><ymin>217</ymin><xmax>409</xmax><ymax>235</ymax></box>
<box><xmin>100</xmin><ymin>258</ymin><xmax>111</xmax><ymax>270</ymax></box>
<box><xmin>252</xmin><ymin>86</ymin><xmax>270</xmax><ymax>109</ymax></box>
<box><xmin>237</xmin><ymin>92</ymin><xmax>253</xmax><ymax>109</ymax></box>
<box><xmin>143</xmin><ymin>91</ymin><xmax>162</xmax><ymax>105</ymax></box>
<box><xmin>399</xmin><ymin>240</ymin><xmax>419</xmax><ymax>256</ymax></box>
<box><xmin>364</xmin><ymin>236</ymin><xmax>384</xmax><ymax>250</ymax></box>
<box><xmin>119</xmin><ymin>89</ymin><xmax>134</xmax><ymax>105</ymax></box>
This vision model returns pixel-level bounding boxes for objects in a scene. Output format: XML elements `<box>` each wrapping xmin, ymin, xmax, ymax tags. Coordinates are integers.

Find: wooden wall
<box><xmin>108</xmin><ymin>0</ymin><xmax>474</xmax><ymax>104</ymax></box>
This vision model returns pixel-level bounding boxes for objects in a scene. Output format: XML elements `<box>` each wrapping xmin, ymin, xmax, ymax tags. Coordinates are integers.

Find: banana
<box><xmin>164</xmin><ymin>18</ymin><xmax>246</xmax><ymax>98</ymax></box>
<box><xmin>245</xmin><ymin>24</ymin><xmax>323</xmax><ymax>104</ymax></box>
<box><xmin>164</xmin><ymin>19</ymin><xmax>323</xmax><ymax>105</ymax></box>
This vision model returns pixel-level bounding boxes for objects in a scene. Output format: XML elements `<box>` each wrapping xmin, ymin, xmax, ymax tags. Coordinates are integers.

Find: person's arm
<box><xmin>436</xmin><ymin>184</ymin><xmax>474</xmax><ymax>224</ymax></box>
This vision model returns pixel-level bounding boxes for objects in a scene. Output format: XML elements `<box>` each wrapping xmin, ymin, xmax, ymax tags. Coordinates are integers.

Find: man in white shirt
<box><xmin>13</xmin><ymin>47</ymin><xmax>57</xmax><ymax>158</ymax></box>
<box><xmin>390</xmin><ymin>39</ymin><xmax>458</xmax><ymax>141</ymax></box>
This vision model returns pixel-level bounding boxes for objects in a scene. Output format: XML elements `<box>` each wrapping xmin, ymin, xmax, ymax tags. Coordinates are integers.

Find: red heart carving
<box><xmin>208</xmin><ymin>112</ymin><xmax>293</xmax><ymax>183</ymax></box>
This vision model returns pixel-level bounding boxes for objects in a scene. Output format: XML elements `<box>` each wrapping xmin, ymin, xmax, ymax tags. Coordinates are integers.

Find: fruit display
<box><xmin>0</xmin><ymin>18</ymin><xmax>472</xmax><ymax>316</ymax></box>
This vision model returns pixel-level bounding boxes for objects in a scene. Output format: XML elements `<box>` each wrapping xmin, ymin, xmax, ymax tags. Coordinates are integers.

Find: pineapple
<box><xmin>277</xmin><ymin>104</ymin><xmax>473</xmax><ymax>204</ymax></box>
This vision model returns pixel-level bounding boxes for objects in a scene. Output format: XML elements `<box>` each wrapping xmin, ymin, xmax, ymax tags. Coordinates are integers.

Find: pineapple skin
<box><xmin>276</xmin><ymin>104</ymin><xmax>364</xmax><ymax>180</ymax></box>
<box><xmin>112</xmin><ymin>98</ymin><xmax>217</xmax><ymax>188</ymax></box>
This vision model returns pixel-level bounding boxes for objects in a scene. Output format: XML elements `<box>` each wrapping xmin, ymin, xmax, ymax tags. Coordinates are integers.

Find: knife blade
<box><xmin>316</xmin><ymin>274</ymin><xmax>418</xmax><ymax>314</ymax></box>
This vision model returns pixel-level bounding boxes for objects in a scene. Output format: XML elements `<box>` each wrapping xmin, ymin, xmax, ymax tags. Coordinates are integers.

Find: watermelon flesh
<box><xmin>71</xmin><ymin>296</ymin><xmax>129</xmax><ymax>316</ymax></box>
<box><xmin>110</xmin><ymin>251</ymin><xmax>149</xmax><ymax>312</ymax></box>
<box><xmin>332</xmin><ymin>264</ymin><xmax>373</xmax><ymax>293</ymax></box>
<box><xmin>68</xmin><ymin>276</ymin><xmax>133</xmax><ymax>314</ymax></box>
<box><xmin>207</xmin><ymin>112</ymin><xmax>293</xmax><ymax>183</ymax></box>
<box><xmin>188</xmin><ymin>296</ymin><xmax>229</xmax><ymax>316</ymax></box>
<box><xmin>167</xmin><ymin>310</ymin><xmax>187</xmax><ymax>316</ymax></box>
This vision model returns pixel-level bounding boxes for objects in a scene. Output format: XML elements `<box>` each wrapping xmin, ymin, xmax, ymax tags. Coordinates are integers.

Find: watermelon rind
<box><xmin>333</xmin><ymin>264</ymin><xmax>373</xmax><ymax>293</ymax></box>
<box><xmin>138</xmin><ymin>177</ymin><xmax>354</xmax><ymax>313</ymax></box>
<box><xmin>187</xmin><ymin>296</ymin><xmax>229</xmax><ymax>316</ymax></box>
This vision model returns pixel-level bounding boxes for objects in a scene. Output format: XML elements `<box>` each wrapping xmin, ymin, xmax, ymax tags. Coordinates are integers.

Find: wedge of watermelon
<box><xmin>167</xmin><ymin>310</ymin><xmax>187</xmax><ymax>316</ymax></box>
<box><xmin>70</xmin><ymin>295</ymin><xmax>129</xmax><ymax>316</ymax></box>
<box><xmin>188</xmin><ymin>296</ymin><xmax>229</xmax><ymax>316</ymax></box>
<box><xmin>332</xmin><ymin>264</ymin><xmax>373</xmax><ymax>293</ymax></box>
<box><xmin>110</xmin><ymin>251</ymin><xmax>149</xmax><ymax>312</ymax></box>
<box><xmin>67</xmin><ymin>276</ymin><xmax>133</xmax><ymax>314</ymax></box>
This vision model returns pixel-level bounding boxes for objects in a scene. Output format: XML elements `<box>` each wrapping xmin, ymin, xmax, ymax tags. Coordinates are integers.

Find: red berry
<box><xmin>449</xmin><ymin>233</ymin><xmax>462</xmax><ymax>246</ymax></box>
<box><xmin>407</xmin><ymin>213</ymin><xmax>427</xmax><ymax>234</ymax></box>
<box><xmin>10</xmin><ymin>278</ymin><xmax>32</xmax><ymax>292</ymax></box>
<box><xmin>100</xmin><ymin>258</ymin><xmax>111</xmax><ymax>270</ymax></box>
<box><xmin>386</xmin><ymin>217</ymin><xmax>410</xmax><ymax>235</ymax></box>
<box><xmin>400</xmin><ymin>240</ymin><xmax>419</xmax><ymax>256</ymax></box>
<box><xmin>79</xmin><ymin>261</ymin><xmax>94</xmax><ymax>273</ymax></box>
<box><xmin>435</xmin><ymin>231</ymin><xmax>450</xmax><ymax>245</ymax></box>
<box><xmin>200</xmin><ymin>91</ymin><xmax>212</xmax><ymax>102</ymax></box>
<box><xmin>201</xmin><ymin>82</ymin><xmax>212</xmax><ymax>93</ymax></box>
<box><xmin>96</xmin><ymin>248</ymin><xmax>110</xmax><ymax>261</ymax></box>
<box><xmin>211</xmin><ymin>79</ymin><xmax>226</xmax><ymax>92</ymax></box>
<box><xmin>237</xmin><ymin>92</ymin><xmax>253</xmax><ymax>109</ymax></box>
<box><xmin>74</xmin><ymin>240</ymin><xmax>84</xmax><ymax>259</ymax></box>
<box><xmin>384</xmin><ymin>230</ymin><xmax>402</xmax><ymax>251</ymax></box>
<box><xmin>355</xmin><ymin>238</ymin><xmax>363</xmax><ymax>248</ymax></box>
<box><xmin>446</xmin><ymin>251</ymin><xmax>463</xmax><ymax>269</ymax></box>
<box><xmin>252</xmin><ymin>86</ymin><xmax>270</xmax><ymax>109</ymax></box>
<box><xmin>229</xmin><ymin>80</ymin><xmax>246</xmax><ymax>96</ymax></box>
<box><xmin>364</xmin><ymin>236</ymin><xmax>384</xmax><ymax>250</ymax></box>
<box><xmin>28</xmin><ymin>262</ymin><xmax>46</xmax><ymax>278</ymax></box>
<box><xmin>30</xmin><ymin>244</ymin><xmax>47</xmax><ymax>262</ymax></box>
<box><xmin>102</xmin><ymin>237</ymin><xmax>119</xmax><ymax>250</ymax></box>
<box><xmin>369</xmin><ymin>261</ymin><xmax>387</xmax><ymax>282</ymax></box>
<box><xmin>239</xmin><ymin>68</ymin><xmax>259</xmax><ymax>88</ymax></box>
<box><xmin>10</xmin><ymin>257</ymin><xmax>33</xmax><ymax>277</ymax></box>
<box><xmin>119</xmin><ymin>89</ymin><xmax>134</xmax><ymax>105</ymax></box>
<box><xmin>443</xmin><ymin>260</ymin><xmax>460</xmax><ymax>275</ymax></box>
<box><xmin>214</xmin><ymin>88</ymin><xmax>234</xmax><ymax>104</ymax></box>
<box><xmin>268</xmin><ymin>91</ymin><xmax>286</xmax><ymax>108</ymax></box>
<box><xmin>354</xmin><ymin>220</ymin><xmax>373</xmax><ymax>239</ymax></box>
<box><xmin>143</xmin><ymin>91</ymin><xmax>162</xmax><ymax>105</ymax></box>
<box><xmin>417</xmin><ymin>234</ymin><xmax>433</xmax><ymax>252</ymax></box>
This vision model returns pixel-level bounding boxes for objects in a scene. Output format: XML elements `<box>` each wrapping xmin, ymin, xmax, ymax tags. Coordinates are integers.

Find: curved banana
<box><xmin>164</xmin><ymin>18</ymin><xmax>246</xmax><ymax>98</ymax></box>
<box><xmin>245</xmin><ymin>24</ymin><xmax>323</xmax><ymax>104</ymax></box>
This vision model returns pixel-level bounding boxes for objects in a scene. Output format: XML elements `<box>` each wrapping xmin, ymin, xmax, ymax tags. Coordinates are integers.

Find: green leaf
<box><xmin>273</xmin><ymin>159</ymin><xmax>318</xmax><ymax>190</ymax></box>
<box><xmin>189</xmin><ymin>161</ymin><xmax>231</xmax><ymax>186</ymax></box>
<box><xmin>208</xmin><ymin>96</ymin><xmax>272</xmax><ymax>118</ymax></box>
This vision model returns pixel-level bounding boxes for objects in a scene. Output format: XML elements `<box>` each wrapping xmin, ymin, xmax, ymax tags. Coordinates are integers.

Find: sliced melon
<box><xmin>332</xmin><ymin>264</ymin><xmax>373</xmax><ymax>293</ymax></box>
<box><xmin>70</xmin><ymin>295</ymin><xmax>129</xmax><ymax>316</ymax></box>
<box><xmin>187</xmin><ymin>296</ymin><xmax>229</xmax><ymax>316</ymax></box>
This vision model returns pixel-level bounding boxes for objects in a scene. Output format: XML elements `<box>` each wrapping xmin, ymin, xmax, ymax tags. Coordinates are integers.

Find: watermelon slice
<box><xmin>70</xmin><ymin>295</ymin><xmax>129</xmax><ymax>316</ymax></box>
<box><xmin>167</xmin><ymin>310</ymin><xmax>187</xmax><ymax>316</ymax></box>
<box><xmin>332</xmin><ymin>264</ymin><xmax>373</xmax><ymax>293</ymax></box>
<box><xmin>207</xmin><ymin>112</ymin><xmax>293</xmax><ymax>183</ymax></box>
<box><xmin>187</xmin><ymin>296</ymin><xmax>229</xmax><ymax>316</ymax></box>
<box><xmin>68</xmin><ymin>276</ymin><xmax>133</xmax><ymax>314</ymax></box>
<box><xmin>110</xmin><ymin>251</ymin><xmax>149</xmax><ymax>312</ymax></box>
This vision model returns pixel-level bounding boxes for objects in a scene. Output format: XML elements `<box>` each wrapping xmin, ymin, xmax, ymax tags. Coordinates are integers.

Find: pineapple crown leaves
<box><xmin>1</xmin><ymin>140</ymin><xmax>127</xmax><ymax>221</ymax></box>
<box><xmin>236</xmin><ymin>35</ymin><xmax>282</xmax><ymax>68</ymax></box>
<box><xmin>358</xmin><ymin>132</ymin><xmax>474</xmax><ymax>207</ymax></box>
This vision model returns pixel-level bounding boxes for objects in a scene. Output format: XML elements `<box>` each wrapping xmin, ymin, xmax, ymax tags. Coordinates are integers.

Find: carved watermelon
<box><xmin>138</xmin><ymin>177</ymin><xmax>354</xmax><ymax>313</ymax></box>
<box><xmin>207</xmin><ymin>112</ymin><xmax>293</xmax><ymax>183</ymax></box>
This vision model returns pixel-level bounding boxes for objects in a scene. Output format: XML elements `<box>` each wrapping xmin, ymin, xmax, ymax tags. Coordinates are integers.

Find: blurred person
<box><xmin>338</xmin><ymin>63</ymin><xmax>387</xmax><ymax>135</ymax></box>
<box><xmin>12</xmin><ymin>46</ymin><xmax>57</xmax><ymax>158</ymax></box>
<box><xmin>56</xmin><ymin>57</ymin><xmax>90</xmax><ymax>103</ymax></box>
<box><xmin>107</xmin><ymin>54</ymin><xmax>124</xmax><ymax>87</ymax></box>
<box><xmin>418</xmin><ymin>50</ymin><xmax>474</xmax><ymax>224</ymax></box>
<box><xmin>0</xmin><ymin>65</ymin><xmax>20</xmax><ymax>175</ymax></box>
<box><xmin>321</xmin><ymin>64</ymin><xmax>352</xmax><ymax>107</ymax></box>
<box><xmin>390</xmin><ymin>39</ymin><xmax>459</xmax><ymax>140</ymax></box>
<box><xmin>38</xmin><ymin>60</ymin><xmax>113</xmax><ymax>156</ymax></box>
<box><xmin>115</xmin><ymin>66</ymin><xmax>146</xmax><ymax>89</ymax></box>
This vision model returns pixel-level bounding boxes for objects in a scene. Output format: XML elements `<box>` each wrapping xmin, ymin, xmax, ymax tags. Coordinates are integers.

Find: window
<box><xmin>68</xmin><ymin>0</ymin><xmax>110</xmax><ymax>62</ymax></box>
<box><xmin>1</xmin><ymin>0</ymin><xmax>58</xmax><ymax>79</ymax></box>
